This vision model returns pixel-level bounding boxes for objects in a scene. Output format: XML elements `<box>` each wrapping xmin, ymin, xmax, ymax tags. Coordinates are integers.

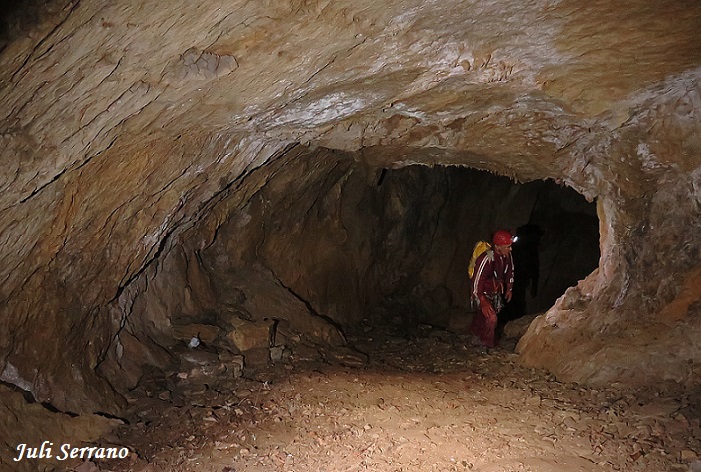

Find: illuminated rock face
<box><xmin>0</xmin><ymin>0</ymin><xmax>699</xmax><ymax>414</ymax></box>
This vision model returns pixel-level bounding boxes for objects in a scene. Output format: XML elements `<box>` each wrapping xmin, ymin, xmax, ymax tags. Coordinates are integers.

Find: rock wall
<box><xmin>518</xmin><ymin>170</ymin><xmax>701</xmax><ymax>388</ymax></box>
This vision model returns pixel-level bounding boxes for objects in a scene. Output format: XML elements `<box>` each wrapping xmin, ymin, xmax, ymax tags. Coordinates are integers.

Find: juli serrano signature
<box><xmin>13</xmin><ymin>442</ymin><xmax>129</xmax><ymax>461</ymax></box>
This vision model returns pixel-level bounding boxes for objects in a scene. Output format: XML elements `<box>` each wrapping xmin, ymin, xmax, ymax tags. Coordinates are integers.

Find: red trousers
<box><xmin>470</xmin><ymin>299</ymin><xmax>498</xmax><ymax>348</ymax></box>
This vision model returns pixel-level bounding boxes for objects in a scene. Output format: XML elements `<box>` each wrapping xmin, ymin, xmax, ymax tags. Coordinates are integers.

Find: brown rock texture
<box><xmin>0</xmin><ymin>0</ymin><xmax>699</xmax><ymax>423</ymax></box>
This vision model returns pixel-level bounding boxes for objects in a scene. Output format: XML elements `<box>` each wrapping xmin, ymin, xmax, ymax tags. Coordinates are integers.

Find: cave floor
<box><xmin>93</xmin><ymin>319</ymin><xmax>701</xmax><ymax>472</ymax></box>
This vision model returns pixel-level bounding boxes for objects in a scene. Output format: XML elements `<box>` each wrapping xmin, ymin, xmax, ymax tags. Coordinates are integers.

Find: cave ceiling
<box><xmin>2</xmin><ymin>1</ymin><xmax>699</xmax><ymax>187</ymax></box>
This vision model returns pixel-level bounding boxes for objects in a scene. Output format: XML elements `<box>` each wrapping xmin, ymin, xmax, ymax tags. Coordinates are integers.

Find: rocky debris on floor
<box><xmin>226</xmin><ymin>318</ymin><xmax>276</xmax><ymax>352</ymax></box>
<box><xmin>62</xmin><ymin>319</ymin><xmax>701</xmax><ymax>472</ymax></box>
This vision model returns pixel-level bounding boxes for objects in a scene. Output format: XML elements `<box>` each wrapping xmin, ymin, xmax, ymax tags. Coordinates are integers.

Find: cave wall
<box><xmin>0</xmin><ymin>0</ymin><xmax>699</xmax><ymax>414</ymax></box>
<box><xmin>0</xmin><ymin>129</ymin><xmax>290</xmax><ymax>413</ymax></box>
<box><xmin>104</xmin><ymin>145</ymin><xmax>600</xmax><ymax>392</ymax></box>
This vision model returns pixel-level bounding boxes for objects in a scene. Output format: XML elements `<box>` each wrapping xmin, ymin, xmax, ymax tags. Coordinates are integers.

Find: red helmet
<box><xmin>492</xmin><ymin>229</ymin><xmax>513</xmax><ymax>246</ymax></box>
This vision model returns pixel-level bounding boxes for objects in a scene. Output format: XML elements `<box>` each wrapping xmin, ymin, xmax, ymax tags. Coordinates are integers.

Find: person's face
<box><xmin>494</xmin><ymin>244</ymin><xmax>512</xmax><ymax>256</ymax></box>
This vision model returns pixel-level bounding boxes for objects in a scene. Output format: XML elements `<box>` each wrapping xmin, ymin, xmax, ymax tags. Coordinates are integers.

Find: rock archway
<box><xmin>0</xmin><ymin>0</ymin><xmax>700</xmax><ymax>458</ymax></box>
<box><xmin>113</xmin><ymin>147</ymin><xmax>600</xmax><ymax>390</ymax></box>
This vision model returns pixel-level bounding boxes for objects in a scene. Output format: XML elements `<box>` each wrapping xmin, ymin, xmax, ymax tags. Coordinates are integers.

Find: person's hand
<box><xmin>480</xmin><ymin>296</ymin><xmax>497</xmax><ymax>319</ymax></box>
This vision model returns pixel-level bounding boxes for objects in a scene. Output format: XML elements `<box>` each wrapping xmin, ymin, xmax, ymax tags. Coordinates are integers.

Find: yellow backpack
<box><xmin>468</xmin><ymin>240</ymin><xmax>492</xmax><ymax>279</ymax></box>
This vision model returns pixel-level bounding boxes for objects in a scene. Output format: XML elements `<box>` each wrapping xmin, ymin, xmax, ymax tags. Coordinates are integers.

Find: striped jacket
<box><xmin>471</xmin><ymin>249</ymin><xmax>514</xmax><ymax>300</ymax></box>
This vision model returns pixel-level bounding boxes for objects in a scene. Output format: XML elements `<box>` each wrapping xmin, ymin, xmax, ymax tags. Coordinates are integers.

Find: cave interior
<box><xmin>1</xmin><ymin>0</ymin><xmax>701</xmax><ymax>470</ymax></box>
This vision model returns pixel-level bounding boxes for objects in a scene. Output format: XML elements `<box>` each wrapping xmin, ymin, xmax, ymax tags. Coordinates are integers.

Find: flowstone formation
<box><xmin>0</xmin><ymin>0</ymin><xmax>699</xmax><ymax>428</ymax></box>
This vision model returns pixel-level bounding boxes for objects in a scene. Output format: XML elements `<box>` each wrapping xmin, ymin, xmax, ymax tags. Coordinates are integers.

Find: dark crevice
<box><xmin>196</xmin><ymin>142</ymin><xmax>301</xmax><ymax>250</ymax></box>
<box><xmin>108</xmin><ymin>224</ymin><xmax>180</xmax><ymax>304</ymax></box>
<box><xmin>94</xmin><ymin>411</ymin><xmax>130</xmax><ymax>425</ymax></box>
<box><xmin>265</xmin><ymin>263</ymin><xmax>347</xmax><ymax>340</ymax></box>
<box><xmin>39</xmin><ymin>401</ymin><xmax>78</xmax><ymax>417</ymax></box>
<box><xmin>18</xmin><ymin>166</ymin><xmax>70</xmax><ymax>203</ymax></box>
<box><xmin>18</xmin><ymin>129</ymin><xmax>119</xmax><ymax>205</ymax></box>
<box><xmin>0</xmin><ymin>379</ymin><xmax>81</xmax><ymax>416</ymax></box>
<box><xmin>376</xmin><ymin>168</ymin><xmax>387</xmax><ymax>186</ymax></box>
<box><xmin>0</xmin><ymin>379</ymin><xmax>36</xmax><ymax>404</ymax></box>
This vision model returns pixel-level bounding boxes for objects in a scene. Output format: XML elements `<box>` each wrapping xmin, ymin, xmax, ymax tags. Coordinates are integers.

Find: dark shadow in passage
<box><xmin>501</xmin><ymin>224</ymin><xmax>544</xmax><ymax>322</ymax></box>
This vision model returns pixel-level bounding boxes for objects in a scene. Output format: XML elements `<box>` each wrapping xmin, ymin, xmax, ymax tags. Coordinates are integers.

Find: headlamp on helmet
<box><xmin>492</xmin><ymin>229</ymin><xmax>514</xmax><ymax>246</ymax></box>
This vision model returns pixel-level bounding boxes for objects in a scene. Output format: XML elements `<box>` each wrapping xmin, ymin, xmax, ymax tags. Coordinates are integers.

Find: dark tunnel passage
<box><xmin>191</xmin><ymin>146</ymin><xmax>601</xmax><ymax>331</ymax></box>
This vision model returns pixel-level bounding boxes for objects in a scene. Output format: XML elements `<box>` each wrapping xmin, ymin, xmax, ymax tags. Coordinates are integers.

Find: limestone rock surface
<box><xmin>0</xmin><ymin>0</ymin><xmax>699</xmax><ymax>416</ymax></box>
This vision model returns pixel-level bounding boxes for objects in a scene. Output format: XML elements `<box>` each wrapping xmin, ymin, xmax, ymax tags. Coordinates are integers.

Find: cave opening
<box><xmin>360</xmin><ymin>162</ymin><xmax>602</xmax><ymax>327</ymax></box>
<box><xmin>170</xmin><ymin>145</ymin><xmax>601</xmax><ymax>356</ymax></box>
